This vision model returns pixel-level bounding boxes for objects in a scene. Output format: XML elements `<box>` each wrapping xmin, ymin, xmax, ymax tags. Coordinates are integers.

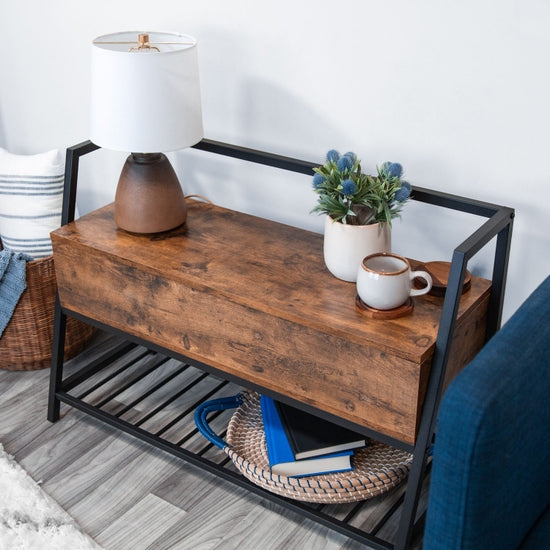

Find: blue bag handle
<box><xmin>194</xmin><ymin>394</ymin><xmax>244</xmax><ymax>449</ymax></box>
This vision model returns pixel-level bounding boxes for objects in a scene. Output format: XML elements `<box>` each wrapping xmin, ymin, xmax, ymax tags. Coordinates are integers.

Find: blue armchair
<box><xmin>424</xmin><ymin>276</ymin><xmax>550</xmax><ymax>549</ymax></box>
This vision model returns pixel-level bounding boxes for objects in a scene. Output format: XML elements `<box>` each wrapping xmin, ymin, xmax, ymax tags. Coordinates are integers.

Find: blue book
<box><xmin>260</xmin><ymin>395</ymin><xmax>353</xmax><ymax>477</ymax></box>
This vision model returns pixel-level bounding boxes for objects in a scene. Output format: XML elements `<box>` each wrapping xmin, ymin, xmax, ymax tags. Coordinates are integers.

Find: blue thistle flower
<box><xmin>341</xmin><ymin>179</ymin><xmax>357</xmax><ymax>196</ymax></box>
<box><xmin>312</xmin><ymin>172</ymin><xmax>326</xmax><ymax>189</ymax></box>
<box><xmin>326</xmin><ymin>149</ymin><xmax>340</xmax><ymax>163</ymax></box>
<box><xmin>337</xmin><ymin>154</ymin><xmax>354</xmax><ymax>172</ymax></box>
<box><xmin>387</xmin><ymin>162</ymin><xmax>403</xmax><ymax>179</ymax></box>
<box><xmin>343</xmin><ymin>151</ymin><xmax>356</xmax><ymax>160</ymax></box>
<box><xmin>394</xmin><ymin>181</ymin><xmax>412</xmax><ymax>202</ymax></box>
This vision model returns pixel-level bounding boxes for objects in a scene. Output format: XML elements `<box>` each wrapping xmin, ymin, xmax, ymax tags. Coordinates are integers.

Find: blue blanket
<box><xmin>0</xmin><ymin>250</ymin><xmax>31</xmax><ymax>337</ymax></box>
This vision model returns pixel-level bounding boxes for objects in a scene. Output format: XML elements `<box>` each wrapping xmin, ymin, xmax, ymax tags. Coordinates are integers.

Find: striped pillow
<box><xmin>0</xmin><ymin>148</ymin><xmax>64</xmax><ymax>259</ymax></box>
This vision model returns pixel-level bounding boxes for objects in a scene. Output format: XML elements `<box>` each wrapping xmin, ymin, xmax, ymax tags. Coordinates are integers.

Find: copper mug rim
<box><xmin>360</xmin><ymin>252</ymin><xmax>409</xmax><ymax>276</ymax></box>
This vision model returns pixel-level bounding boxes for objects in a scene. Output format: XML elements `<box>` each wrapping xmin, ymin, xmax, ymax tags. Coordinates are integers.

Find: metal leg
<box><xmin>47</xmin><ymin>142</ymin><xmax>99</xmax><ymax>421</ymax></box>
<box><xmin>487</xmin><ymin>220</ymin><xmax>514</xmax><ymax>337</ymax></box>
<box><xmin>48</xmin><ymin>292</ymin><xmax>67</xmax><ymax>422</ymax></box>
<box><xmin>394</xmin><ymin>446</ymin><xmax>430</xmax><ymax>549</ymax></box>
<box><xmin>395</xmin><ymin>252</ymin><xmax>470</xmax><ymax>549</ymax></box>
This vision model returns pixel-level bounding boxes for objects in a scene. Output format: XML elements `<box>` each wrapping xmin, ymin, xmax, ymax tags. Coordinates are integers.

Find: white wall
<box><xmin>1</xmin><ymin>0</ymin><xmax>549</xmax><ymax>321</ymax></box>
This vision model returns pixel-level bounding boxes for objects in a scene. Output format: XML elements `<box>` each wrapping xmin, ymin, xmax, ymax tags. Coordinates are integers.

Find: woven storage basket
<box><xmin>195</xmin><ymin>391</ymin><xmax>413</xmax><ymax>504</ymax></box>
<box><xmin>0</xmin><ymin>254</ymin><xmax>96</xmax><ymax>371</ymax></box>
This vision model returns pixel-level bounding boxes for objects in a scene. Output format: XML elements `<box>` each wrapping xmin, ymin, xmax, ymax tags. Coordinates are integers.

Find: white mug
<box><xmin>356</xmin><ymin>253</ymin><xmax>433</xmax><ymax>310</ymax></box>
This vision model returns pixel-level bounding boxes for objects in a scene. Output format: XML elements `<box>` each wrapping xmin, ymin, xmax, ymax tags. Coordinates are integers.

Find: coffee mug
<box><xmin>356</xmin><ymin>253</ymin><xmax>433</xmax><ymax>310</ymax></box>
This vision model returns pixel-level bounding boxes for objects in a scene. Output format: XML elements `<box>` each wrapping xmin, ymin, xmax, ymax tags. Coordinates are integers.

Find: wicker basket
<box><xmin>195</xmin><ymin>391</ymin><xmax>413</xmax><ymax>504</ymax></box>
<box><xmin>0</xmin><ymin>254</ymin><xmax>96</xmax><ymax>371</ymax></box>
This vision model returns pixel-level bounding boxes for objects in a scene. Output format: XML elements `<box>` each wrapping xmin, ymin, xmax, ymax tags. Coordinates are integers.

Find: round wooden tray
<box><xmin>413</xmin><ymin>261</ymin><xmax>472</xmax><ymax>297</ymax></box>
<box><xmin>355</xmin><ymin>296</ymin><xmax>414</xmax><ymax>319</ymax></box>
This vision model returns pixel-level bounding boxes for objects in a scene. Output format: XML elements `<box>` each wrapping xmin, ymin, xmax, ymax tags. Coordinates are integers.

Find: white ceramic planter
<box><xmin>323</xmin><ymin>216</ymin><xmax>391</xmax><ymax>282</ymax></box>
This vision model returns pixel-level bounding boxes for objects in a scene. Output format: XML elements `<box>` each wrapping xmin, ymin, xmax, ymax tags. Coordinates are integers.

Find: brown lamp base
<box><xmin>114</xmin><ymin>153</ymin><xmax>187</xmax><ymax>234</ymax></box>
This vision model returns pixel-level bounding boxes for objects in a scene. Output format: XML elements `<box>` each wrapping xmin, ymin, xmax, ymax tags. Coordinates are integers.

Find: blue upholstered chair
<box><xmin>423</xmin><ymin>276</ymin><xmax>550</xmax><ymax>549</ymax></box>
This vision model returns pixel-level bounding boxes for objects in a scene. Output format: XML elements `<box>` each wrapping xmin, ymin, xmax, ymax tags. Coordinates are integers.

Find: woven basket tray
<box><xmin>196</xmin><ymin>391</ymin><xmax>413</xmax><ymax>504</ymax></box>
<box><xmin>0</xmin><ymin>255</ymin><xmax>96</xmax><ymax>371</ymax></box>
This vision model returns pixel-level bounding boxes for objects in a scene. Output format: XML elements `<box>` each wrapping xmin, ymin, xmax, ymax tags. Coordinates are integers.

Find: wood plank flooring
<box><xmin>0</xmin><ymin>331</ymin><xmax>426</xmax><ymax>550</ymax></box>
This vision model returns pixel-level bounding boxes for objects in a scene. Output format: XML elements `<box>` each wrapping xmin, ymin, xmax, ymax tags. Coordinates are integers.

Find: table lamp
<box><xmin>90</xmin><ymin>31</ymin><xmax>203</xmax><ymax>234</ymax></box>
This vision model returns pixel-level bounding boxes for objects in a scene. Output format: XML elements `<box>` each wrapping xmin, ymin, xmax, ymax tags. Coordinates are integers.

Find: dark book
<box><xmin>275</xmin><ymin>400</ymin><xmax>366</xmax><ymax>460</ymax></box>
<box><xmin>260</xmin><ymin>395</ymin><xmax>353</xmax><ymax>477</ymax></box>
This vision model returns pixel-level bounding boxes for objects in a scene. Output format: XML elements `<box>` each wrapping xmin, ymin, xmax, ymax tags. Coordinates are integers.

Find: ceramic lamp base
<box><xmin>114</xmin><ymin>153</ymin><xmax>187</xmax><ymax>234</ymax></box>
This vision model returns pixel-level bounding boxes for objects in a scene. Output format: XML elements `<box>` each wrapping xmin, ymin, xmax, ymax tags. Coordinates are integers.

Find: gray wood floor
<box><xmin>0</xmin><ymin>331</ymin><xmax>425</xmax><ymax>550</ymax></box>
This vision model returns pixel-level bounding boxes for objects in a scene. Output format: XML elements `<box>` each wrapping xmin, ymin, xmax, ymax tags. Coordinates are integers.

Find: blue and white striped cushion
<box><xmin>0</xmin><ymin>148</ymin><xmax>64</xmax><ymax>259</ymax></box>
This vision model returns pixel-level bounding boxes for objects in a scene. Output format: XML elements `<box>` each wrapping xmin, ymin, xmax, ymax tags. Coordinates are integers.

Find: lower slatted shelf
<box><xmin>55</xmin><ymin>335</ymin><xmax>428</xmax><ymax>550</ymax></box>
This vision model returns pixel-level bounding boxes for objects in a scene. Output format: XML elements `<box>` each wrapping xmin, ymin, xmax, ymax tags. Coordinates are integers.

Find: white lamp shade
<box><xmin>90</xmin><ymin>31</ymin><xmax>203</xmax><ymax>153</ymax></box>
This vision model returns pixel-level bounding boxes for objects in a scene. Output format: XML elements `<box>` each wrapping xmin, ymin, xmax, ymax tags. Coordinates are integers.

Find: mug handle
<box><xmin>409</xmin><ymin>270</ymin><xmax>433</xmax><ymax>297</ymax></box>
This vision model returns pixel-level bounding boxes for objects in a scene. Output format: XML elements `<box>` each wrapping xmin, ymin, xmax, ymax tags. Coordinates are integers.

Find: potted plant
<box><xmin>312</xmin><ymin>149</ymin><xmax>411</xmax><ymax>282</ymax></box>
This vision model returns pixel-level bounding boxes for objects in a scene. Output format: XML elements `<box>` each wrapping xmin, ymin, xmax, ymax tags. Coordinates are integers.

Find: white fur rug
<box><xmin>0</xmin><ymin>442</ymin><xmax>103</xmax><ymax>550</ymax></box>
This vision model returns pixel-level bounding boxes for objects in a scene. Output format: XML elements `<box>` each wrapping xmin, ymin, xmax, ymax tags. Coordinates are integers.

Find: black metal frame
<box><xmin>48</xmin><ymin>139</ymin><xmax>514</xmax><ymax>550</ymax></box>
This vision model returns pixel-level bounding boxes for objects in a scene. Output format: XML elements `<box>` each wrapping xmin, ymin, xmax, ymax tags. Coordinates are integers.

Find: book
<box><xmin>275</xmin><ymin>400</ymin><xmax>366</xmax><ymax>460</ymax></box>
<box><xmin>260</xmin><ymin>395</ymin><xmax>353</xmax><ymax>477</ymax></box>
